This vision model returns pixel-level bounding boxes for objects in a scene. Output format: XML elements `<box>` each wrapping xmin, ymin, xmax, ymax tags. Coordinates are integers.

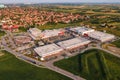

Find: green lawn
<box><xmin>18</xmin><ymin>27</ymin><xmax>28</xmax><ymax>32</ymax></box>
<box><xmin>0</xmin><ymin>30</ymin><xmax>5</xmax><ymax>38</ymax></box>
<box><xmin>0</xmin><ymin>50</ymin><xmax>72</xmax><ymax>80</ymax></box>
<box><xmin>112</xmin><ymin>40</ymin><xmax>120</xmax><ymax>48</ymax></box>
<box><xmin>18</xmin><ymin>22</ymin><xmax>82</xmax><ymax>32</ymax></box>
<box><xmin>54</xmin><ymin>49</ymin><xmax>120</xmax><ymax>80</ymax></box>
<box><xmin>37</xmin><ymin>22</ymin><xmax>82</xmax><ymax>30</ymax></box>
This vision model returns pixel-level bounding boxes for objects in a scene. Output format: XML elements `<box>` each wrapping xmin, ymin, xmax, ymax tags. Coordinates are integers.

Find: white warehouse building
<box><xmin>70</xmin><ymin>27</ymin><xmax>95</xmax><ymax>35</ymax></box>
<box><xmin>28</xmin><ymin>28</ymin><xmax>43</xmax><ymax>40</ymax></box>
<box><xmin>88</xmin><ymin>31</ymin><xmax>115</xmax><ymax>42</ymax></box>
<box><xmin>57</xmin><ymin>37</ymin><xmax>91</xmax><ymax>52</ymax></box>
<box><xmin>41</xmin><ymin>29</ymin><xmax>65</xmax><ymax>39</ymax></box>
<box><xmin>34</xmin><ymin>43</ymin><xmax>63</xmax><ymax>61</ymax></box>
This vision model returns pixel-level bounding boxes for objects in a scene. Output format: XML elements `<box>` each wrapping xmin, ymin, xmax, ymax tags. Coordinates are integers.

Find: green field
<box><xmin>112</xmin><ymin>40</ymin><xmax>120</xmax><ymax>48</ymax></box>
<box><xmin>0</xmin><ymin>30</ymin><xmax>5</xmax><ymax>38</ymax></box>
<box><xmin>19</xmin><ymin>22</ymin><xmax>82</xmax><ymax>32</ymax></box>
<box><xmin>37</xmin><ymin>22</ymin><xmax>82</xmax><ymax>30</ymax></box>
<box><xmin>54</xmin><ymin>49</ymin><xmax>120</xmax><ymax>80</ymax></box>
<box><xmin>0</xmin><ymin>50</ymin><xmax>72</xmax><ymax>80</ymax></box>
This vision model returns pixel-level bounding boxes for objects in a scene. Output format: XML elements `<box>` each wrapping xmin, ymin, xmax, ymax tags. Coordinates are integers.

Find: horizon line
<box><xmin>1</xmin><ymin>2</ymin><xmax>120</xmax><ymax>4</ymax></box>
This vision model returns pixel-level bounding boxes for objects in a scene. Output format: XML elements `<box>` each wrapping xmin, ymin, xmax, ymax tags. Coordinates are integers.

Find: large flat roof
<box><xmin>14</xmin><ymin>35</ymin><xmax>32</xmax><ymax>44</ymax></box>
<box><xmin>57</xmin><ymin>37</ymin><xmax>91</xmax><ymax>49</ymax></box>
<box><xmin>70</xmin><ymin>27</ymin><xmax>94</xmax><ymax>35</ymax></box>
<box><xmin>88</xmin><ymin>31</ymin><xmax>115</xmax><ymax>42</ymax></box>
<box><xmin>34</xmin><ymin>43</ymin><xmax>63</xmax><ymax>58</ymax></box>
<box><xmin>42</xmin><ymin>29</ymin><xmax>65</xmax><ymax>39</ymax></box>
<box><xmin>28</xmin><ymin>28</ymin><xmax>42</xmax><ymax>40</ymax></box>
<box><xmin>28</xmin><ymin>28</ymin><xmax>42</xmax><ymax>37</ymax></box>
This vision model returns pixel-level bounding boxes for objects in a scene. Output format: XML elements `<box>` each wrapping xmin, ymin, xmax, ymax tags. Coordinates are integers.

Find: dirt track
<box><xmin>107</xmin><ymin>46</ymin><xmax>120</xmax><ymax>55</ymax></box>
<box><xmin>0</xmin><ymin>53</ymin><xmax>4</xmax><ymax>57</ymax></box>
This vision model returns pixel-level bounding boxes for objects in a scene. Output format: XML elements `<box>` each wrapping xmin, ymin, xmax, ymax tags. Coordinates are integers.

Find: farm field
<box><xmin>112</xmin><ymin>40</ymin><xmax>120</xmax><ymax>48</ymax></box>
<box><xmin>54</xmin><ymin>49</ymin><xmax>120</xmax><ymax>80</ymax></box>
<box><xmin>0</xmin><ymin>50</ymin><xmax>72</xmax><ymax>80</ymax></box>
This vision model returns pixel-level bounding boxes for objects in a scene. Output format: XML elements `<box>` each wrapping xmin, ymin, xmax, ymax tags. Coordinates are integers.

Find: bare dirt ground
<box><xmin>107</xmin><ymin>46</ymin><xmax>120</xmax><ymax>55</ymax></box>
<box><xmin>102</xmin><ymin>43</ymin><xmax>120</xmax><ymax>55</ymax></box>
<box><xmin>0</xmin><ymin>53</ymin><xmax>4</xmax><ymax>57</ymax></box>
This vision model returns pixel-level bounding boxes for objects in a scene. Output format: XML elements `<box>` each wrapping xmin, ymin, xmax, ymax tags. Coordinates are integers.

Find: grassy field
<box><xmin>112</xmin><ymin>40</ymin><xmax>120</xmax><ymax>48</ymax></box>
<box><xmin>0</xmin><ymin>50</ymin><xmax>72</xmax><ymax>80</ymax></box>
<box><xmin>0</xmin><ymin>30</ymin><xmax>5</xmax><ymax>38</ymax></box>
<box><xmin>54</xmin><ymin>49</ymin><xmax>120</xmax><ymax>80</ymax></box>
<box><xmin>19</xmin><ymin>22</ymin><xmax>82</xmax><ymax>32</ymax></box>
<box><xmin>37</xmin><ymin>22</ymin><xmax>82</xmax><ymax>30</ymax></box>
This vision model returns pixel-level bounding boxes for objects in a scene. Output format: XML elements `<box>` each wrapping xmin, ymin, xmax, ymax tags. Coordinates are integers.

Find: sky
<box><xmin>0</xmin><ymin>0</ymin><xmax>120</xmax><ymax>3</ymax></box>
